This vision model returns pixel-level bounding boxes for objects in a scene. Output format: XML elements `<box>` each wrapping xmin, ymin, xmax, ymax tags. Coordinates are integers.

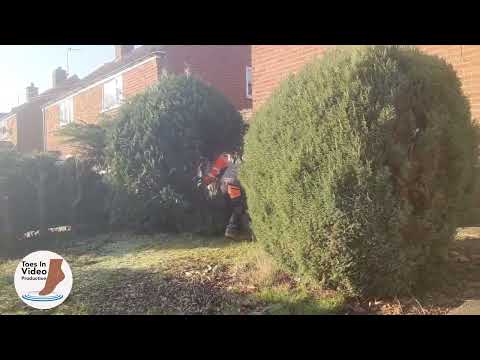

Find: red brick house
<box><xmin>44</xmin><ymin>45</ymin><xmax>252</xmax><ymax>156</ymax></box>
<box><xmin>252</xmin><ymin>45</ymin><xmax>480</xmax><ymax>121</ymax></box>
<box><xmin>0</xmin><ymin>76</ymin><xmax>79</xmax><ymax>153</ymax></box>
<box><xmin>0</xmin><ymin>112</ymin><xmax>16</xmax><ymax>148</ymax></box>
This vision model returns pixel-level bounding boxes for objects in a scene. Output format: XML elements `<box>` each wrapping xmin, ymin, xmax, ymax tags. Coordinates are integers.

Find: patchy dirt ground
<box><xmin>1</xmin><ymin>228</ymin><xmax>479</xmax><ymax>315</ymax></box>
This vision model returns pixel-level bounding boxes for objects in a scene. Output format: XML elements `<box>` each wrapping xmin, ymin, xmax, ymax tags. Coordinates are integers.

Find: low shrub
<box><xmin>0</xmin><ymin>150</ymin><xmax>108</xmax><ymax>255</ymax></box>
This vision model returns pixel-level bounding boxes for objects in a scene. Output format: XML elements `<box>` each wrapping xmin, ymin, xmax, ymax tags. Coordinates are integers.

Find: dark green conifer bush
<box><xmin>107</xmin><ymin>74</ymin><xmax>244</xmax><ymax>232</ymax></box>
<box><xmin>240</xmin><ymin>46</ymin><xmax>479</xmax><ymax>296</ymax></box>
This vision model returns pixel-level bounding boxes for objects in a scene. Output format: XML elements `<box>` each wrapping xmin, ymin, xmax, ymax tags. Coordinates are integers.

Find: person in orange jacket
<box><xmin>195</xmin><ymin>152</ymin><xmax>251</xmax><ymax>241</ymax></box>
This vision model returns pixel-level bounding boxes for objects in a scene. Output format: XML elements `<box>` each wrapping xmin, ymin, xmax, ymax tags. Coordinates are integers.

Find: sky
<box><xmin>0</xmin><ymin>45</ymin><xmax>117</xmax><ymax>113</ymax></box>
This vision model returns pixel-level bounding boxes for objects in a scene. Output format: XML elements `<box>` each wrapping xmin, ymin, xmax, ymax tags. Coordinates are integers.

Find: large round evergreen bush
<box><xmin>240</xmin><ymin>46</ymin><xmax>479</xmax><ymax>296</ymax></box>
<box><xmin>107</xmin><ymin>74</ymin><xmax>244</xmax><ymax>232</ymax></box>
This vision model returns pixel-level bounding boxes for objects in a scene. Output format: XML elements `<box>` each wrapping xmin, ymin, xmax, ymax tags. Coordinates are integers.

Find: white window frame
<box><xmin>246</xmin><ymin>66</ymin><xmax>252</xmax><ymax>99</ymax></box>
<box><xmin>102</xmin><ymin>75</ymin><xmax>123</xmax><ymax>112</ymax></box>
<box><xmin>59</xmin><ymin>98</ymin><xmax>74</xmax><ymax>127</ymax></box>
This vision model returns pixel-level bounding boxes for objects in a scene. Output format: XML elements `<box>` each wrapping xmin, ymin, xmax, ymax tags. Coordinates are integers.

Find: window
<box><xmin>0</xmin><ymin>119</ymin><xmax>7</xmax><ymax>141</ymax></box>
<box><xmin>246</xmin><ymin>66</ymin><xmax>252</xmax><ymax>99</ymax></box>
<box><xmin>103</xmin><ymin>76</ymin><xmax>123</xmax><ymax>111</ymax></box>
<box><xmin>59</xmin><ymin>98</ymin><xmax>74</xmax><ymax>127</ymax></box>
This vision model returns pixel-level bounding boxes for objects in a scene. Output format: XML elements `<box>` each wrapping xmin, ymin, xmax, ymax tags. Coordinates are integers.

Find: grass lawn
<box><xmin>0</xmin><ymin>232</ymin><xmax>344</xmax><ymax>315</ymax></box>
<box><xmin>1</xmin><ymin>227</ymin><xmax>479</xmax><ymax>315</ymax></box>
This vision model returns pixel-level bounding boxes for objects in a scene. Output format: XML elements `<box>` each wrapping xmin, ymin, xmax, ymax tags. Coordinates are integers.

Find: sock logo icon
<box><xmin>14</xmin><ymin>251</ymin><xmax>73</xmax><ymax>310</ymax></box>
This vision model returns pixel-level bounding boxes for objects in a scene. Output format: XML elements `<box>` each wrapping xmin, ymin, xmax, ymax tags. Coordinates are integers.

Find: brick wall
<box><xmin>418</xmin><ymin>46</ymin><xmax>480</xmax><ymax>121</ymax></box>
<box><xmin>45</xmin><ymin>57</ymin><xmax>160</xmax><ymax>155</ymax></box>
<box><xmin>164</xmin><ymin>45</ymin><xmax>252</xmax><ymax>110</ymax></box>
<box><xmin>44</xmin><ymin>104</ymin><xmax>74</xmax><ymax>155</ymax></box>
<box><xmin>1</xmin><ymin>110</ymin><xmax>43</xmax><ymax>153</ymax></box>
<box><xmin>123</xmin><ymin>56</ymin><xmax>161</xmax><ymax>98</ymax></box>
<box><xmin>16</xmin><ymin>105</ymin><xmax>43</xmax><ymax>153</ymax></box>
<box><xmin>252</xmin><ymin>45</ymin><xmax>480</xmax><ymax>121</ymax></box>
<box><xmin>74</xmin><ymin>84</ymin><xmax>103</xmax><ymax>124</ymax></box>
<box><xmin>252</xmin><ymin>46</ymin><xmax>328</xmax><ymax>111</ymax></box>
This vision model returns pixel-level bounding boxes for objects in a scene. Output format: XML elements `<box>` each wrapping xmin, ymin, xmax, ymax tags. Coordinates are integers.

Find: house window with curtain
<box><xmin>103</xmin><ymin>75</ymin><xmax>123</xmax><ymax>111</ymax></box>
<box><xmin>59</xmin><ymin>98</ymin><xmax>74</xmax><ymax>127</ymax></box>
<box><xmin>246</xmin><ymin>66</ymin><xmax>252</xmax><ymax>99</ymax></box>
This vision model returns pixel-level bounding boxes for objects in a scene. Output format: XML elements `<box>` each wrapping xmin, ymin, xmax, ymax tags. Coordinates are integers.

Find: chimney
<box><xmin>26</xmin><ymin>83</ymin><xmax>39</xmax><ymax>102</ymax></box>
<box><xmin>52</xmin><ymin>67</ymin><xmax>67</xmax><ymax>88</ymax></box>
<box><xmin>115</xmin><ymin>45</ymin><xmax>135</xmax><ymax>61</ymax></box>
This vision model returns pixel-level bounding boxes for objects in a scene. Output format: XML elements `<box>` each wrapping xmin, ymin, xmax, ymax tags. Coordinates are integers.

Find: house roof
<box><xmin>3</xmin><ymin>75</ymin><xmax>81</xmax><ymax>119</ymax></box>
<box><xmin>0</xmin><ymin>112</ymin><xmax>14</xmax><ymax>120</ymax></box>
<box><xmin>43</xmin><ymin>45</ymin><xmax>166</xmax><ymax>108</ymax></box>
<box><xmin>3</xmin><ymin>45</ymin><xmax>166</xmax><ymax>118</ymax></box>
<box><xmin>81</xmin><ymin>45</ymin><xmax>165</xmax><ymax>84</ymax></box>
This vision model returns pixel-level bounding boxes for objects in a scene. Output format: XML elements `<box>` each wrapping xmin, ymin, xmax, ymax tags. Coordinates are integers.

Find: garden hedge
<box><xmin>0</xmin><ymin>150</ymin><xmax>108</xmax><ymax>256</ymax></box>
<box><xmin>240</xmin><ymin>46</ymin><xmax>479</xmax><ymax>296</ymax></box>
<box><xmin>106</xmin><ymin>74</ymin><xmax>245</xmax><ymax>233</ymax></box>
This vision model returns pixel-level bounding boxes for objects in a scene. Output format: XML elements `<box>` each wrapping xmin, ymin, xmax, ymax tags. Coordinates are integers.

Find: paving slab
<box><xmin>448</xmin><ymin>300</ymin><xmax>480</xmax><ymax>315</ymax></box>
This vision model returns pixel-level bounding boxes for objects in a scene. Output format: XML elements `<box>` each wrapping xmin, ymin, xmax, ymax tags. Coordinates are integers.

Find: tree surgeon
<box><xmin>195</xmin><ymin>152</ymin><xmax>252</xmax><ymax>241</ymax></box>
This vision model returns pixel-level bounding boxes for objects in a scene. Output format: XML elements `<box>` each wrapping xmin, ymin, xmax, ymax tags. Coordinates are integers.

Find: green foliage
<box><xmin>256</xmin><ymin>287</ymin><xmax>344</xmax><ymax>315</ymax></box>
<box><xmin>240</xmin><ymin>46</ymin><xmax>479</xmax><ymax>296</ymax></box>
<box><xmin>40</xmin><ymin>74</ymin><xmax>243</xmax><ymax>235</ymax></box>
<box><xmin>0</xmin><ymin>149</ymin><xmax>108</xmax><ymax>255</ymax></box>
<box><xmin>0</xmin><ymin>149</ymin><xmax>22</xmax><ymax>189</ymax></box>
<box><xmin>106</xmin><ymin>74</ymin><xmax>244</xmax><ymax>233</ymax></box>
<box><xmin>56</xmin><ymin>117</ymin><xmax>113</xmax><ymax>170</ymax></box>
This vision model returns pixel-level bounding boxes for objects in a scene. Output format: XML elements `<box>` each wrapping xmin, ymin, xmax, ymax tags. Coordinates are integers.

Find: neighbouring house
<box><xmin>252</xmin><ymin>45</ymin><xmax>480</xmax><ymax>121</ymax></box>
<box><xmin>0</xmin><ymin>112</ymin><xmax>15</xmax><ymax>150</ymax></box>
<box><xmin>0</xmin><ymin>112</ymin><xmax>17</xmax><ymax>148</ymax></box>
<box><xmin>0</xmin><ymin>73</ymin><xmax>79</xmax><ymax>153</ymax></box>
<box><xmin>43</xmin><ymin>45</ymin><xmax>253</xmax><ymax>157</ymax></box>
<box><xmin>160</xmin><ymin>45</ymin><xmax>252</xmax><ymax>112</ymax></box>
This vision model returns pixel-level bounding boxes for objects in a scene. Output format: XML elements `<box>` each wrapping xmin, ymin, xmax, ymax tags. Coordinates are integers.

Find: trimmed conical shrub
<box><xmin>240</xmin><ymin>46</ymin><xmax>479</xmax><ymax>296</ymax></box>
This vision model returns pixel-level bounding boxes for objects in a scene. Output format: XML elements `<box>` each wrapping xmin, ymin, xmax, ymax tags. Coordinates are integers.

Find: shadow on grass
<box><xmin>0</xmin><ymin>230</ymin><xmax>80</xmax><ymax>261</ymax></box>
<box><xmin>2</xmin><ymin>230</ymin><xmax>345</xmax><ymax>315</ymax></box>
<box><xmin>1</xmin><ymin>231</ymin><xmax>242</xmax><ymax>263</ymax></box>
<box><xmin>72</xmin><ymin>232</ymin><xmax>251</xmax><ymax>262</ymax></box>
<box><xmin>54</xmin><ymin>266</ymin><xmax>251</xmax><ymax>315</ymax></box>
<box><xmin>14</xmin><ymin>266</ymin><xmax>342</xmax><ymax>315</ymax></box>
<box><xmin>136</xmin><ymin>233</ymin><xmax>240</xmax><ymax>250</ymax></box>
